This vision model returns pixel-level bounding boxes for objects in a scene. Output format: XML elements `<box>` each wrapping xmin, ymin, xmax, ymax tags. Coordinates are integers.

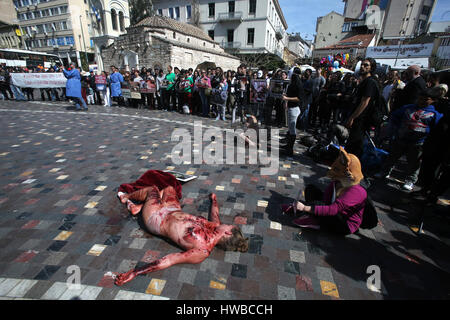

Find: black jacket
<box><xmin>394</xmin><ymin>76</ymin><xmax>426</xmax><ymax>110</ymax></box>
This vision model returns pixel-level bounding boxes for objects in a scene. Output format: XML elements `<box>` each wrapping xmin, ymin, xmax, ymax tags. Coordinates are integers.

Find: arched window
<box><xmin>119</xmin><ymin>11</ymin><xmax>125</xmax><ymax>31</ymax></box>
<box><xmin>111</xmin><ymin>9</ymin><xmax>118</xmax><ymax>30</ymax></box>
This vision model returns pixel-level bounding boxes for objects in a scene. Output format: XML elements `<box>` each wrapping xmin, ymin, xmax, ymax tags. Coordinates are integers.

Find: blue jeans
<box><xmin>200</xmin><ymin>90</ymin><xmax>209</xmax><ymax>117</ymax></box>
<box><xmin>288</xmin><ymin>106</ymin><xmax>301</xmax><ymax>135</ymax></box>
<box><xmin>215</xmin><ymin>103</ymin><xmax>226</xmax><ymax>120</ymax></box>
<box><xmin>299</xmin><ymin>104</ymin><xmax>310</xmax><ymax>130</ymax></box>
<box><xmin>72</xmin><ymin>97</ymin><xmax>87</xmax><ymax>110</ymax></box>
<box><xmin>10</xmin><ymin>84</ymin><xmax>26</xmax><ymax>101</ymax></box>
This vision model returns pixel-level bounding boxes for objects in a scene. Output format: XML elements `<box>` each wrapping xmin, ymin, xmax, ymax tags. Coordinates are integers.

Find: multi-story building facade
<box><xmin>342</xmin><ymin>0</ymin><xmax>437</xmax><ymax>42</ymax></box>
<box><xmin>12</xmin><ymin>0</ymin><xmax>130</xmax><ymax>69</ymax></box>
<box><xmin>0</xmin><ymin>0</ymin><xmax>23</xmax><ymax>49</ymax></box>
<box><xmin>314</xmin><ymin>11</ymin><xmax>346</xmax><ymax>50</ymax></box>
<box><xmin>151</xmin><ymin>0</ymin><xmax>288</xmax><ymax>59</ymax></box>
<box><xmin>287</xmin><ymin>33</ymin><xmax>313</xmax><ymax>58</ymax></box>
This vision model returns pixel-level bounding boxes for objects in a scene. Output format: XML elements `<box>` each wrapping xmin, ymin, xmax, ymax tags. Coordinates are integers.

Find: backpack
<box><xmin>360</xmin><ymin>194</ymin><xmax>379</xmax><ymax>229</ymax></box>
<box><xmin>366</xmin><ymin>78</ymin><xmax>389</xmax><ymax>128</ymax></box>
<box><xmin>359</xmin><ymin>179</ymin><xmax>379</xmax><ymax>229</ymax></box>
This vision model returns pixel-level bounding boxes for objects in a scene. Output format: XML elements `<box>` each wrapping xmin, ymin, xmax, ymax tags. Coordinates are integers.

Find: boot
<box><xmin>281</xmin><ymin>134</ymin><xmax>296</xmax><ymax>157</ymax></box>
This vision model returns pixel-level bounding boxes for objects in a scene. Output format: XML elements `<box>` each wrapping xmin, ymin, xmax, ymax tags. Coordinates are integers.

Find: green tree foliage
<box><xmin>237</xmin><ymin>53</ymin><xmax>286</xmax><ymax>71</ymax></box>
<box><xmin>130</xmin><ymin>0</ymin><xmax>154</xmax><ymax>25</ymax></box>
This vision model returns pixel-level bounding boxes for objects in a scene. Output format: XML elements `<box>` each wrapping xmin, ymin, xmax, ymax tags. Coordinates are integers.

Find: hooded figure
<box><xmin>283</xmin><ymin>147</ymin><xmax>367</xmax><ymax>234</ymax></box>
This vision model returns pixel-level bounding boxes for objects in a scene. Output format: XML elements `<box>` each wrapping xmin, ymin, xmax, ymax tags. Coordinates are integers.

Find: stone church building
<box><xmin>101</xmin><ymin>16</ymin><xmax>240</xmax><ymax>71</ymax></box>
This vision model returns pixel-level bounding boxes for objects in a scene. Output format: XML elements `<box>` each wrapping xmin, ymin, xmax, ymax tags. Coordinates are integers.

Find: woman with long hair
<box><xmin>281</xmin><ymin>68</ymin><xmax>304</xmax><ymax>156</ymax></box>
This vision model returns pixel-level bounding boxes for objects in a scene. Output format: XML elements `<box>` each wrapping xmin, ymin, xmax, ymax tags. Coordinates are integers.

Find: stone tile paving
<box><xmin>0</xmin><ymin>100</ymin><xmax>449</xmax><ymax>300</ymax></box>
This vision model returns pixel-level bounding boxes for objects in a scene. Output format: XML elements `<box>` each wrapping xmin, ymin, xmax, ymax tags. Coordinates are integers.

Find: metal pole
<box><xmin>394</xmin><ymin>39</ymin><xmax>402</xmax><ymax>68</ymax></box>
<box><xmin>79</xmin><ymin>15</ymin><xmax>89</xmax><ymax>71</ymax></box>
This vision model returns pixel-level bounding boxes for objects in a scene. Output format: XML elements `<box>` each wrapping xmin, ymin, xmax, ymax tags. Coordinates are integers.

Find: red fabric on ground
<box><xmin>118</xmin><ymin>170</ymin><xmax>182</xmax><ymax>199</ymax></box>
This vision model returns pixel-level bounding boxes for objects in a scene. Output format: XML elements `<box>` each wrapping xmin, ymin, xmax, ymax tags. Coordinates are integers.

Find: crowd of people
<box><xmin>1</xmin><ymin>58</ymin><xmax>449</xmax><ymax>235</ymax></box>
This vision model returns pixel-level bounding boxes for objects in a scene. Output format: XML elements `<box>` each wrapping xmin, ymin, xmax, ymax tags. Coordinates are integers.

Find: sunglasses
<box><xmin>361</xmin><ymin>63</ymin><xmax>371</xmax><ymax>67</ymax></box>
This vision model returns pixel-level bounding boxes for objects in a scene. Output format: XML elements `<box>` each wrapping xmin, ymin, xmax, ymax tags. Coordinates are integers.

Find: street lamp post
<box><xmin>79</xmin><ymin>15</ymin><xmax>89</xmax><ymax>71</ymax></box>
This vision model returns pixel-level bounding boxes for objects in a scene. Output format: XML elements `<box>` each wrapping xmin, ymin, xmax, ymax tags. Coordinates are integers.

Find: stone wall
<box><xmin>101</xmin><ymin>26</ymin><xmax>240</xmax><ymax>71</ymax></box>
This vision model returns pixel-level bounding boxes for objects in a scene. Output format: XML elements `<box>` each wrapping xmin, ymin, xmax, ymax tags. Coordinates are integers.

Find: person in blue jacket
<box><xmin>63</xmin><ymin>62</ymin><xmax>88</xmax><ymax>111</ymax></box>
<box><xmin>375</xmin><ymin>88</ymin><xmax>443</xmax><ymax>191</ymax></box>
<box><xmin>110</xmin><ymin>65</ymin><xmax>124</xmax><ymax>105</ymax></box>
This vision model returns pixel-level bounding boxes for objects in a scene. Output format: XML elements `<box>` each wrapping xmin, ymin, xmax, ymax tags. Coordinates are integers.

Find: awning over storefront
<box><xmin>376</xmin><ymin>57</ymin><xmax>429</xmax><ymax>69</ymax></box>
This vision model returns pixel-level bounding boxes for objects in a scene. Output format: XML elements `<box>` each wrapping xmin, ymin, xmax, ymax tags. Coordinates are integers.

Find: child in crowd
<box><xmin>375</xmin><ymin>88</ymin><xmax>443</xmax><ymax>191</ymax></box>
<box><xmin>86</xmin><ymin>83</ymin><xmax>95</xmax><ymax>105</ymax></box>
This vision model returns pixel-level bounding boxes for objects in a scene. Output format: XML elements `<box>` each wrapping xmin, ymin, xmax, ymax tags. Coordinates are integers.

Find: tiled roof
<box><xmin>319</xmin><ymin>33</ymin><xmax>375</xmax><ymax>50</ymax></box>
<box><xmin>132</xmin><ymin>15</ymin><xmax>213</xmax><ymax>43</ymax></box>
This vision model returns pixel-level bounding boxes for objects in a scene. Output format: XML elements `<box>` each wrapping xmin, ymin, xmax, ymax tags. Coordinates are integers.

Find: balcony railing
<box><xmin>275</xmin><ymin>27</ymin><xmax>285</xmax><ymax>40</ymax></box>
<box><xmin>218</xmin><ymin>11</ymin><xmax>243</xmax><ymax>22</ymax></box>
<box><xmin>222</xmin><ymin>41</ymin><xmax>241</xmax><ymax>50</ymax></box>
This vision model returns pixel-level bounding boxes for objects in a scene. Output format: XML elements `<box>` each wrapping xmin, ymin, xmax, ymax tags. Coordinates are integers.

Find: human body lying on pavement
<box><xmin>282</xmin><ymin>147</ymin><xmax>367</xmax><ymax>235</ymax></box>
<box><xmin>114</xmin><ymin>187</ymin><xmax>248</xmax><ymax>286</ymax></box>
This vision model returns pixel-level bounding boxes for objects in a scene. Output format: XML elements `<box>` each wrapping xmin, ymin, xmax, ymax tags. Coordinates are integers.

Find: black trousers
<box><xmin>304</xmin><ymin>184</ymin><xmax>351</xmax><ymax>235</ymax></box>
<box><xmin>345</xmin><ymin>118</ymin><xmax>370</xmax><ymax>159</ymax></box>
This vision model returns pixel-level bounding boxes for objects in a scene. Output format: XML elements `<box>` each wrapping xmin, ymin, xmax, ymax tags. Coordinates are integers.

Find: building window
<box><xmin>249</xmin><ymin>0</ymin><xmax>257</xmax><ymax>14</ymax></box>
<box><xmin>169</xmin><ymin>7</ymin><xmax>174</xmax><ymax>19</ymax></box>
<box><xmin>227</xmin><ymin>29</ymin><xmax>234</xmax><ymax>43</ymax></box>
<box><xmin>65</xmin><ymin>36</ymin><xmax>74</xmax><ymax>45</ymax></box>
<box><xmin>208</xmin><ymin>3</ymin><xmax>215</xmax><ymax>18</ymax></box>
<box><xmin>229</xmin><ymin>1</ymin><xmax>235</xmax><ymax>13</ymax></box>
<box><xmin>111</xmin><ymin>9</ymin><xmax>118</xmax><ymax>30</ymax></box>
<box><xmin>60</xmin><ymin>6</ymin><xmax>68</xmax><ymax>14</ymax></box>
<box><xmin>119</xmin><ymin>11</ymin><xmax>125</xmax><ymax>31</ymax></box>
<box><xmin>208</xmin><ymin>30</ymin><xmax>214</xmax><ymax>40</ymax></box>
<box><xmin>416</xmin><ymin>19</ymin><xmax>426</xmax><ymax>34</ymax></box>
<box><xmin>175</xmin><ymin>7</ymin><xmax>180</xmax><ymax>20</ymax></box>
<box><xmin>173</xmin><ymin>32</ymin><xmax>176</xmax><ymax>39</ymax></box>
<box><xmin>186</xmin><ymin>5</ymin><xmax>192</xmax><ymax>19</ymax></box>
<box><xmin>422</xmin><ymin>5</ymin><xmax>431</xmax><ymax>16</ymax></box>
<box><xmin>247</xmin><ymin>28</ymin><xmax>254</xmax><ymax>44</ymax></box>
<box><xmin>158</xmin><ymin>9</ymin><xmax>163</xmax><ymax>16</ymax></box>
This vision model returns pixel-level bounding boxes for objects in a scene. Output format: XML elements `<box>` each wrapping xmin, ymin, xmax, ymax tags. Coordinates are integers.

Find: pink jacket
<box><xmin>313</xmin><ymin>181</ymin><xmax>367</xmax><ymax>234</ymax></box>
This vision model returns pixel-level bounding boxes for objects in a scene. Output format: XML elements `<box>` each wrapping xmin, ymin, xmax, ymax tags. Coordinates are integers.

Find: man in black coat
<box><xmin>393</xmin><ymin>65</ymin><xmax>426</xmax><ymax>111</ymax></box>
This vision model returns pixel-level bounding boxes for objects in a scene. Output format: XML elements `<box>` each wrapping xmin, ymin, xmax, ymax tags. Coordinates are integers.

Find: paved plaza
<box><xmin>0</xmin><ymin>100</ymin><xmax>449</xmax><ymax>300</ymax></box>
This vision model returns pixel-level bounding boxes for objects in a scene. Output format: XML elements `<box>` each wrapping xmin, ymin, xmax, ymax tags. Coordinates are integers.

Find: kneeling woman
<box><xmin>288</xmin><ymin>147</ymin><xmax>367</xmax><ymax>235</ymax></box>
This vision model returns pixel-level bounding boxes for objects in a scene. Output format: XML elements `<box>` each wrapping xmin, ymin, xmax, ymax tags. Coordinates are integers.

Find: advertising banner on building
<box><xmin>366</xmin><ymin>44</ymin><xmax>433</xmax><ymax>58</ymax></box>
<box><xmin>10</xmin><ymin>73</ymin><xmax>67</xmax><ymax>88</ymax></box>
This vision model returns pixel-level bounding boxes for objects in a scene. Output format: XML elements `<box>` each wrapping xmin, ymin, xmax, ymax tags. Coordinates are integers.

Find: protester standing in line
<box><xmin>110</xmin><ymin>66</ymin><xmax>124</xmax><ymax>106</ymax></box>
<box><xmin>156</xmin><ymin>69</ymin><xmax>165</xmax><ymax>110</ymax></box>
<box><xmin>198</xmin><ymin>70</ymin><xmax>212</xmax><ymax>117</ymax></box>
<box><xmin>96</xmin><ymin>71</ymin><xmax>110</xmax><ymax>107</ymax></box>
<box><xmin>63</xmin><ymin>62</ymin><xmax>88</xmax><ymax>111</ymax></box>
<box><xmin>345</xmin><ymin>58</ymin><xmax>380</xmax><ymax>159</ymax></box>
<box><xmin>281</xmin><ymin>67</ymin><xmax>304</xmax><ymax>157</ymax></box>
<box><xmin>392</xmin><ymin>65</ymin><xmax>427</xmax><ymax>111</ymax></box>
<box><xmin>164</xmin><ymin>65</ymin><xmax>176</xmax><ymax>111</ymax></box>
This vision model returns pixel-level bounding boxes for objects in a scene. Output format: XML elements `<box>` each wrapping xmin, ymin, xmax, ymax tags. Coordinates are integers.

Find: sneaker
<box><xmin>402</xmin><ymin>181</ymin><xmax>414</xmax><ymax>191</ymax></box>
<box><xmin>292</xmin><ymin>215</ymin><xmax>320</xmax><ymax>230</ymax></box>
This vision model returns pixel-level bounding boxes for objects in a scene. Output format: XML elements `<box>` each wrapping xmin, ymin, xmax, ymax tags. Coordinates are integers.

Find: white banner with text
<box><xmin>11</xmin><ymin>73</ymin><xmax>67</xmax><ymax>88</ymax></box>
